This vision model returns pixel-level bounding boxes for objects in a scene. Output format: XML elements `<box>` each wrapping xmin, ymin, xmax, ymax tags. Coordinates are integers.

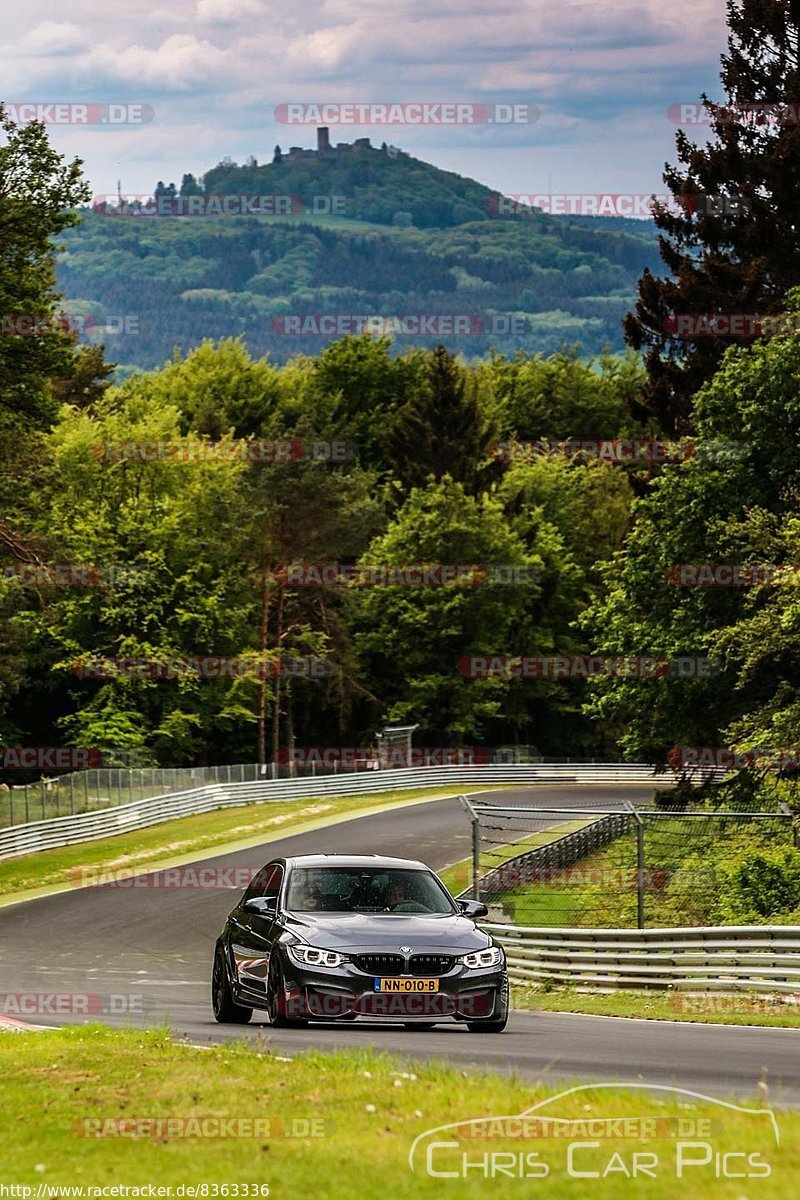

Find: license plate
<box><xmin>374</xmin><ymin>977</ymin><xmax>439</xmax><ymax>993</ymax></box>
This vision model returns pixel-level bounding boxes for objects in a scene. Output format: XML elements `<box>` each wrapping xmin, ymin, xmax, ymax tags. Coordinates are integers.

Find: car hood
<box><xmin>283</xmin><ymin>912</ymin><xmax>490</xmax><ymax>953</ymax></box>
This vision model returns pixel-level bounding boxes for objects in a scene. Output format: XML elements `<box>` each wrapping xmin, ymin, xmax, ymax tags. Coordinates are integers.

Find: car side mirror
<box><xmin>458</xmin><ymin>899</ymin><xmax>489</xmax><ymax>919</ymax></box>
<box><xmin>244</xmin><ymin>896</ymin><xmax>277</xmax><ymax>916</ymax></box>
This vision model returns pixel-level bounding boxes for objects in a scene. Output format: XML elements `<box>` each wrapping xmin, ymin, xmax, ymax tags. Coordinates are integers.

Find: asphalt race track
<box><xmin>1</xmin><ymin>785</ymin><xmax>798</xmax><ymax>1106</ymax></box>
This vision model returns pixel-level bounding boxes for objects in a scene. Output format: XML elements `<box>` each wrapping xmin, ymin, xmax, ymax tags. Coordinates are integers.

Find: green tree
<box><xmin>585</xmin><ymin>297</ymin><xmax>800</xmax><ymax>763</ymax></box>
<box><xmin>625</xmin><ymin>1</ymin><xmax>800</xmax><ymax>431</ymax></box>
<box><xmin>385</xmin><ymin>344</ymin><xmax>495</xmax><ymax>490</ymax></box>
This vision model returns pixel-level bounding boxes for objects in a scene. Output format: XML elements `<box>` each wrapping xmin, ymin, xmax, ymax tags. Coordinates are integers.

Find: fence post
<box><xmin>472</xmin><ymin>813</ymin><xmax>481</xmax><ymax>902</ymax></box>
<box><xmin>69</xmin><ymin>772</ymin><xmax>75</xmax><ymax>815</ymax></box>
<box><xmin>635</xmin><ymin>813</ymin><xmax>645</xmax><ymax>930</ymax></box>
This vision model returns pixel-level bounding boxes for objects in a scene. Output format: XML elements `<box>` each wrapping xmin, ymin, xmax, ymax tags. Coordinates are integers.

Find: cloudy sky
<box><xmin>1</xmin><ymin>0</ymin><xmax>728</xmax><ymax>198</ymax></box>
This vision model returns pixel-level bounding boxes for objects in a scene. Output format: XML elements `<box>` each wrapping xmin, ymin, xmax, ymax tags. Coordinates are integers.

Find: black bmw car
<box><xmin>212</xmin><ymin>853</ymin><xmax>508</xmax><ymax>1032</ymax></box>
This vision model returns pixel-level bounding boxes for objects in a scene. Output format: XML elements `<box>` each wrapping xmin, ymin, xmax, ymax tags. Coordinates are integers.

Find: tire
<box><xmin>212</xmin><ymin>945</ymin><xmax>253</xmax><ymax>1024</ymax></box>
<box><xmin>266</xmin><ymin>954</ymin><xmax>308</xmax><ymax>1028</ymax></box>
<box><xmin>467</xmin><ymin>978</ymin><xmax>509</xmax><ymax>1033</ymax></box>
<box><xmin>466</xmin><ymin>1014</ymin><xmax>508</xmax><ymax>1033</ymax></box>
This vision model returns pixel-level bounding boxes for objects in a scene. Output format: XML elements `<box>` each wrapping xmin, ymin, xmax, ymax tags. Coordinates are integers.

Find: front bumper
<box><xmin>280</xmin><ymin>957</ymin><xmax>507</xmax><ymax>1022</ymax></box>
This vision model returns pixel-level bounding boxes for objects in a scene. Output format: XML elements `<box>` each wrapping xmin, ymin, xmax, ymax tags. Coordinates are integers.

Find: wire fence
<box><xmin>0</xmin><ymin>750</ymin><xmax>657</xmax><ymax>830</ymax></box>
<box><xmin>462</xmin><ymin>798</ymin><xmax>799</xmax><ymax>929</ymax></box>
<box><xmin>0</xmin><ymin>759</ymin><xmax>384</xmax><ymax>829</ymax></box>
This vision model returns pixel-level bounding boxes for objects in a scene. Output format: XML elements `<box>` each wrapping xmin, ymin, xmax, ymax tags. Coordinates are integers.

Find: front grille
<box><xmin>354</xmin><ymin>954</ymin><xmax>405</xmax><ymax>976</ymax></box>
<box><xmin>409</xmin><ymin>954</ymin><xmax>454</xmax><ymax>976</ymax></box>
<box><xmin>353</xmin><ymin>952</ymin><xmax>456</xmax><ymax>976</ymax></box>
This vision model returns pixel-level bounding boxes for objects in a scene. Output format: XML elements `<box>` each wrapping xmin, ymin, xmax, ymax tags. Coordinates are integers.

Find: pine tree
<box><xmin>385</xmin><ymin>344</ymin><xmax>494</xmax><ymax>490</ymax></box>
<box><xmin>625</xmin><ymin>0</ymin><xmax>800</xmax><ymax>432</ymax></box>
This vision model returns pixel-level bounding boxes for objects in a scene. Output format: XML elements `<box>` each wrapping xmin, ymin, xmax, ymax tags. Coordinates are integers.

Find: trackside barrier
<box><xmin>0</xmin><ymin>764</ymin><xmax>680</xmax><ymax>860</ymax></box>
<box><xmin>486</xmin><ymin>923</ymin><xmax>800</xmax><ymax>994</ymax></box>
<box><xmin>460</xmin><ymin>809</ymin><xmax>633</xmax><ymax>901</ymax></box>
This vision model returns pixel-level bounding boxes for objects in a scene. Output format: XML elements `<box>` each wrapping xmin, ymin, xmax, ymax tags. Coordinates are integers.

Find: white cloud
<box><xmin>18</xmin><ymin>21</ymin><xmax>85</xmax><ymax>54</ymax></box>
<box><xmin>197</xmin><ymin>0</ymin><xmax>264</xmax><ymax>24</ymax></box>
<box><xmin>86</xmin><ymin>34</ymin><xmax>228</xmax><ymax>90</ymax></box>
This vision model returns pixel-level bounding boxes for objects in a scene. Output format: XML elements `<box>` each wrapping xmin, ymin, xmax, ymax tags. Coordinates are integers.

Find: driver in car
<box><xmin>295</xmin><ymin>878</ymin><xmax>323</xmax><ymax>910</ymax></box>
<box><xmin>381</xmin><ymin>877</ymin><xmax>407</xmax><ymax>911</ymax></box>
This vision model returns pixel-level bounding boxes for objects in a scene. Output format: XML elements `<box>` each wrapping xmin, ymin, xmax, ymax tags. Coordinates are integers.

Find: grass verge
<box><xmin>0</xmin><ymin>786</ymin><xmax>502</xmax><ymax>903</ymax></box>
<box><xmin>512</xmin><ymin>985</ymin><xmax>800</xmax><ymax>1028</ymax></box>
<box><xmin>0</xmin><ymin>1026</ymin><xmax>795</xmax><ymax>1197</ymax></box>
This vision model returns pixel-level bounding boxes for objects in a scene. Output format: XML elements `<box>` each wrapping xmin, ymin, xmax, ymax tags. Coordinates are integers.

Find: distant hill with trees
<box><xmin>57</xmin><ymin>142</ymin><xmax>660</xmax><ymax>374</ymax></box>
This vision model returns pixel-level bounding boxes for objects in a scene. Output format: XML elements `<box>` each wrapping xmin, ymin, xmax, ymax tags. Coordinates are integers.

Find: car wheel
<box><xmin>266</xmin><ymin>954</ymin><xmax>308</xmax><ymax>1028</ymax></box>
<box><xmin>212</xmin><ymin>945</ymin><xmax>252</xmax><ymax>1024</ymax></box>
<box><xmin>466</xmin><ymin>1015</ymin><xmax>508</xmax><ymax>1033</ymax></box>
<box><xmin>467</xmin><ymin>981</ymin><xmax>509</xmax><ymax>1033</ymax></box>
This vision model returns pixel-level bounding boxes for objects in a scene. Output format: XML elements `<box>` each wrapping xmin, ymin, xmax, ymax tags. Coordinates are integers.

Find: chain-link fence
<box><xmin>0</xmin><ymin>758</ymin><xmax>391</xmax><ymax>829</ymax></box>
<box><xmin>461</xmin><ymin>798</ymin><xmax>799</xmax><ymax>929</ymax></box>
<box><xmin>0</xmin><ymin>749</ymin><xmax>644</xmax><ymax>830</ymax></box>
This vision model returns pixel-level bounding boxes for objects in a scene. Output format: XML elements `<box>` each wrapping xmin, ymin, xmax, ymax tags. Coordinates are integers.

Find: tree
<box><xmin>180</xmin><ymin>173</ymin><xmax>203</xmax><ymax>196</ymax></box>
<box><xmin>585</xmin><ymin>297</ymin><xmax>800</xmax><ymax>764</ymax></box>
<box><xmin>625</xmin><ymin>0</ymin><xmax>800</xmax><ymax>432</ymax></box>
<box><xmin>385</xmin><ymin>344</ymin><xmax>495</xmax><ymax>490</ymax></box>
<box><xmin>51</xmin><ymin>344</ymin><xmax>116</xmax><ymax>409</ymax></box>
<box><xmin>0</xmin><ymin>103</ymin><xmax>90</xmax><ymax>734</ymax></box>
<box><xmin>0</xmin><ymin>104</ymin><xmax>90</xmax><ymax>434</ymax></box>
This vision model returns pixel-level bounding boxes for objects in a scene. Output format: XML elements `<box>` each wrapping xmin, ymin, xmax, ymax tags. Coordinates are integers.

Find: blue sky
<box><xmin>1</xmin><ymin>0</ymin><xmax>727</xmax><ymax>198</ymax></box>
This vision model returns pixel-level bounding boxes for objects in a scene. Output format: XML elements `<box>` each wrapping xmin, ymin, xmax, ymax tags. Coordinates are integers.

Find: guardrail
<box><xmin>487</xmin><ymin>923</ymin><xmax>800</xmax><ymax>993</ymax></box>
<box><xmin>0</xmin><ymin>763</ymin><xmax>676</xmax><ymax>860</ymax></box>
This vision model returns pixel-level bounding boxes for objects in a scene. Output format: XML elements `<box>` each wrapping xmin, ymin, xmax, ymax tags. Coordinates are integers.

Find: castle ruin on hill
<box><xmin>273</xmin><ymin>127</ymin><xmax>374</xmax><ymax>164</ymax></box>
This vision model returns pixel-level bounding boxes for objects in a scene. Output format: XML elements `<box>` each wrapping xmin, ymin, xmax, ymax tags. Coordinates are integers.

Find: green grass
<box><xmin>0</xmin><ymin>1027</ymin><xmax>795</xmax><ymax>1197</ymax></box>
<box><xmin>512</xmin><ymin>986</ymin><xmax>800</xmax><ymax>1028</ymax></box>
<box><xmin>0</xmin><ymin>785</ymin><xmax>503</xmax><ymax>901</ymax></box>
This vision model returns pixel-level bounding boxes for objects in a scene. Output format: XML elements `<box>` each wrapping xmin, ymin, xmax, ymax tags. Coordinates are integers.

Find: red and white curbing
<box><xmin>0</xmin><ymin>1014</ymin><xmax>56</xmax><ymax>1032</ymax></box>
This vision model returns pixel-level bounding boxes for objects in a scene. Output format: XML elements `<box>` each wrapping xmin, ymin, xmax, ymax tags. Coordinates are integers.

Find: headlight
<box><xmin>287</xmin><ymin>944</ymin><xmax>346</xmax><ymax>968</ymax></box>
<box><xmin>461</xmin><ymin>946</ymin><xmax>504</xmax><ymax>969</ymax></box>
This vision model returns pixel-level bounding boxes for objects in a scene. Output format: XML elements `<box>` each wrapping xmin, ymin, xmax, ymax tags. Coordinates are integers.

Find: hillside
<box><xmin>56</xmin><ymin>144</ymin><xmax>661</xmax><ymax>373</ymax></box>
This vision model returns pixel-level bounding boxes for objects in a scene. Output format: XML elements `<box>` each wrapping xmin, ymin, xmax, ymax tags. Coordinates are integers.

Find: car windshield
<box><xmin>285</xmin><ymin>867</ymin><xmax>455</xmax><ymax>914</ymax></box>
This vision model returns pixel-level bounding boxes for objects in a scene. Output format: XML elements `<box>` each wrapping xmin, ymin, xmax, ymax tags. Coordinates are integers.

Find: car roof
<box><xmin>282</xmin><ymin>854</ymin><xmax>429</xmax><ymax>870</ymax></box>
